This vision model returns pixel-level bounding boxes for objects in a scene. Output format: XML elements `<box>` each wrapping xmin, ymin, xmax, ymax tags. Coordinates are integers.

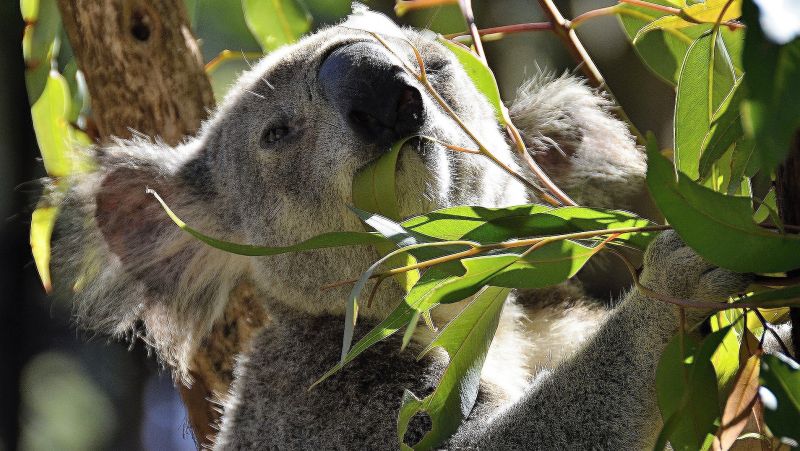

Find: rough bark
<box><xmin>56</xmin><ymin>1</ymin><xmax>267</xmax><ymax>447</ymax></box>
<box><xmin>775</xmin><ymin>131</ymin><xmax>800</xmax><ymax>357</ymax></box>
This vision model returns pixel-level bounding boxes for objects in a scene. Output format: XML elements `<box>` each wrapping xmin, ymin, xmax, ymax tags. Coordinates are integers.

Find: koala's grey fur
<box><xmin>49</xmin><ymin>8</ymin><xmax>768</xmax><ymax>450</ymax></box>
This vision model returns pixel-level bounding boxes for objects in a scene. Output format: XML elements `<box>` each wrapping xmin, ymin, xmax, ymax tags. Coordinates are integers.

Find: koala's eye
<box><xmin>260</xmin><ymin>126</ymin><xmax>290</xmax><ymax>148</ymax></box>
<box><xmin>424</xmin><ymin>58</ymin><xmax>448</xmax><ymax>74</ymax></box>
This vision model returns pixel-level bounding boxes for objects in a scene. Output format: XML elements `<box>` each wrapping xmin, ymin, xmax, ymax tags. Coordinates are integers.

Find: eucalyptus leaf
<box><xmin>398</xmin><ymin>286</ymin><xmax>510</xmax><ymax>450</ymax></box>
<box><xmin>633</xmin><ymin>0</ymin><xmax>742</xmax><ymax>43</ymax></box>
<box><xmin>759</xmin><ymin>353</ymin><xmax>800</xmax><ymax>442</ymax></box>
<box><xmin>741</xmin><ymin>0</ymin><xmax>800</xmax><ymax>173</ymax></box>
<box><xmin>655</xmin><ymin>331</ymin><xmax>723</xmax><ymax>450</ymax></box>
<box><xmin>675</xmin><ymin>31</ymin><xmax>737</xmax><ymax>180</ymax></box>
<box><xmin>30</xmin><ymin>206</ymin><xmax>58</xmax><ymax>293</ymax></box>
<box><xmin>618</xmin><ymin>1</ymin><xmax>704</xmax><ymax>85</ymax></box>
<box><xmin>22</xmin><ymin>0</ymin><xmax>60</xmax><ymax>104</ymax></box>
<box><xmin>438</xmin><ymin>38</ymin><xmax>504</xmax><ymax>123</ymax></box>
<box><xmin>646</xmin><ymin>134</ymin><xmax>800</xmax><ymax>272</ymax></box>
<box><xmin>733</xmin><ymin>285</ymin><xmax>800</xmax><ymax>309</ymax></box>
<box><xmin>149</xmin><ymin>190</ymin><xmax>387</xmax><ymax>256</ymax></box>
<box><xmin>402</xmin><ymin>204</ymin><xmax>656</xmax><ymax>249</ymax></box>
<box><xmin>242</xmin><ymin>0</ymin><xmax>311</xmax><ymax>52</ymax></box>
<box><xmin>31</xmin><ymin>71</ymin><xmax>75</xmax><ymax>178</ymax></box>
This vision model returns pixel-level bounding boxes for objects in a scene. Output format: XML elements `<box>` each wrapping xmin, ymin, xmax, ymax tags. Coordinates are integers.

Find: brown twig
<box><xmin>536</xmin><ymin>0</ymin><xmax>645</xmax><ymax>144</ymax></box>
<box><xmin>751</xmin><ymin>308</ymin><xmax>797</xmax><ymax>361</ymax></box>
<box><xmin>457</xmin><ymin>0</ymin><xmax>487</xmax><ymax>64</ymax></box>
<box><xmin>444</xmin><ymin>22</ymin><xmax>553</xmax><ymax>40</ymax></box>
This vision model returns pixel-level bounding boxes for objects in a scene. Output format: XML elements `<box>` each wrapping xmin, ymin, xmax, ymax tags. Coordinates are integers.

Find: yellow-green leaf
<box><xmin>31</xmin><ymin>71</ymin><xmax>74</xmax><ymax>178</ymax></box>
<box><xmin>242</xmin><ymin>0</ymin><xmax>311</xmax><ymax>52</ymax></box>
<box><xmin>634</xmin><ymin>0</ymin><xmax>742</xmax><ymax>43</ymax></box>
<box><xmin>30</xmin><ymin>206</ymin><xmax>58</xmax><ymax>293</ymax></box>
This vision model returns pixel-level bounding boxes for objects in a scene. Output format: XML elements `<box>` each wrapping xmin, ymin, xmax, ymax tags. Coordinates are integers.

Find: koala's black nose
<box><xmin>319</xmin><ymin>42</ymin><xmax>424</xmax><ymax>146</ymax></box>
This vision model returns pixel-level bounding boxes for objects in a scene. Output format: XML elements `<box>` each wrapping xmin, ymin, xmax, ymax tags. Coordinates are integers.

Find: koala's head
<box><xmin>71</xmin><ymin>9</ymin><xmax>529</xmax><ymax>358</ymax></box>
<box><xmin>183</xmin><ymin>11</ymin><xmax>526</xmax><ymax>315</ymax></box>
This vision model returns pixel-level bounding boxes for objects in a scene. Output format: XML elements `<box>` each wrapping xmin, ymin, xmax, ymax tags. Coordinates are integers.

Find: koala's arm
<box><xmin>510</xmin><ymin>75</ymin><xmax>648</xmax><ymax>211</ymax></box>
<box><xmin>467</xmin><ymin>232</ymin><xmax>751</xmax><ymax>449</ymax></box>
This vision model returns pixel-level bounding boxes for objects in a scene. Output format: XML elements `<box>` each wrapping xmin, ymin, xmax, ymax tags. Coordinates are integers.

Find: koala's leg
<box><xmin>509</xmin><ymin>74</ymin><xmax>651</xmax><ymax>215</ymax></box>
<box><xmin>467</xmin><ymin>231</ymin><xmax>751</xmax><ymax>449</ymax></box>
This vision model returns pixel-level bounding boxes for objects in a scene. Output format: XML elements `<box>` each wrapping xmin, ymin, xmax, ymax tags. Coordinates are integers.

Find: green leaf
<box><xmin>22</xmin><ymin>0</ymin><xmax>61</xmax><ymax>104</ymax></box>
<box><xmin>484</xmin><ymin>240</ymin><xmax>601</xmax><ymax>288</ymax></box>
<box><xmin>148</xmin><ymin>190</ymin><xmax>387</xmax><ymax>256</ymax></box>
<box><xmin>741</xmin><ymin>0</ymin><xmax>800</xmax><ymax>172</ymax></box>
<box><xmin>242</xmin><ymin>0</ymin><xmax>311</xmax><ymax>52</ymax></box>
<box><xmin>438</xmin><ymin>38</ymin><xmax>504</xmax><ymax>122</ymax></box>
<box><xmin>698</xmin><ymin>81</ymin><xmax>745</xmax><ymax>179</ymax></box>
<box><xmin>733</xmin><ymin>285</ymin><xmax>800</xmax><ymax>308</ymax></box>
<box><xmin>31</xmin><ymin>71</ymin><xmax>76</xmax><ymax>178</ymax></box>
<box><xmin>30</xmin><ymin>206</ymin><xmax>58</xmax><ymax>293</ymax></box>
<box><xmin>353</xmin><ymin>138</ymin><xmax>408</xmax><ymax>220</ymax></box>
<box><xmin>655</xmin><ymin>331</ymin><xmax>723</xmax><ymax>450</ymax></box>
<box><xmin>634</xmin><ymin>0</ymin><xmax>742</xmax><ymax>43</ymax></box>
<box><xmin>646</xmin><ymin>134</ymin><xmax>800</xmax><ymax>272</ymax></box>
<box><xmin>674</xmin><ymin>30</ymin><xmax>737</xmax><ymax>180</ymax></box>
<box><xmin>752</xmin><ymin>188</ymin><xmax>779</xmax><ymax>225</ymax></box>
<box><xmin>759</xmin><ymin>353</ymin><xmax>800</xmax><ymax>442</ymax></box>
<box><xmin>397</xmin><ymin>286</ymin><xmax>510</xmax><ymax>450</ymax></box>
<box><xmin>352</xmin><ymin>138</ymin><xmax>422</xmax><ymax>290</ymax></box>
<box><xmin>618</xmin><ymin>1</ymin><xmax>704</xmax><ymax>85</ymax></box>
<box><xmin>708</xmin><ymin>321</ymin><xmax>741</xmax><ymax>390</ymax></box>
<box><xmin>402</xmin><ymin>204</ymin><xmax>656</xmax><ymax>249</ymax></box>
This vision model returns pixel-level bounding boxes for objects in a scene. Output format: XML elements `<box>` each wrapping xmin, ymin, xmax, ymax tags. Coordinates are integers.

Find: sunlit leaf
<box><xmin>402</xmin><ymin>204</ymin><xmax>656</xmax><ymax>249</ymax></box>
<box><xmin>242</xmin><ymin>0</ymin><xmax>311</xmax><ymax>52</ymax></box>
<box><xmin>352</xmin><ymin>138</ymin><xmax>422</xmax><ymax>289</ymax></box>
<box><xmin>646</xmin><ymin>134</ymin><xmax>800</xmax><ymax>272</ymax></box>
<box><xmin>30</xmin><ymin>206</ymin><xmax>58</xmax><ymax>293</ymax></box>
<box><xmin>675</xmin><ymin>30</ymin><xmax>737</xmax><ymax>179</ymax></box>
<box><xmin>634</xmin><ymin>0</ymin><xmax>742</xmax><ymax>43</ymax></box>
<box><xmin>759</xmin><ymin>353</ymin><xmax>800</xmax><ymax>442</ymax></box>
<box><xmin>149</xmin><ymin>190</ymin><xmax>387</xmax><ymax>256</ymax></box>
<box><xmin>31</xmin><ymin>71</ymin><xmax>75</xmax><ymax>178</ymax></box>
<box><xmin>439</xmin><ymin>38</ymin><xmax>504</xmax><ymax>122</ymax></box>
<box><xmin>397</xmin><ymin>286</ymin><xmax>510</xmax><ymax>450</ymax></box>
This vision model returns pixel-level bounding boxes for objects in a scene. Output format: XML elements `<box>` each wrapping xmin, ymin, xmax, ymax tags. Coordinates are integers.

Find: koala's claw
<box><xmin>640</xmin><ymin>230</ymin><xmax>752</xmax><ymax>303</ymax></box>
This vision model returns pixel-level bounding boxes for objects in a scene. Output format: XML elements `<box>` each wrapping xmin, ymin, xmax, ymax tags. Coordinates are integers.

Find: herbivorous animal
<box><xmin>50</xmin><ymin>8</ymin><xmax>759</xmax><ymax>450</ymax></box>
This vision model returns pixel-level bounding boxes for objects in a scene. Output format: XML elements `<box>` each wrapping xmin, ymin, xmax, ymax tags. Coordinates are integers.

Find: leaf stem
<box><xmin>751</xmin><ymin>308</ymin><xmax>798</xmax><ymax>363</ymax></box>
<box><xmin>338</xmin><ymin>224</ymin><xmax>671</xmax><ymax>285</ymax></box>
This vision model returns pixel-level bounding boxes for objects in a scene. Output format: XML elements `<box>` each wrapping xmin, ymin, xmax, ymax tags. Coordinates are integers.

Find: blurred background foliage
<box><xmin>0</xmin><ymin>0</ymin><xmax>673</xmax><ymax>449</ymax></box>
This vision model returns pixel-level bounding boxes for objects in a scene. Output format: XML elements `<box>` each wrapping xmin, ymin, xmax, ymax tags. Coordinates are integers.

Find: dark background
<box><xmin>0</xmin><ymin>1</ymin><xmax>672</xmax><ymax>449</ymax></box>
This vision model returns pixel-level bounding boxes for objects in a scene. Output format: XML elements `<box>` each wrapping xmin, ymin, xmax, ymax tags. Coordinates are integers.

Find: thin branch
<box><xmin>324</xmin><ymin>224</ymin><xmax>671</xmax><ymax>288</ymax></box>
<box><xmin>752</xmin><ymin>308</ymin><xmax>798</xmax><ymax>361</ymax></box>
<box><xmin>536</xmin><ymin>0</ymin><xmax>645</xmax><ymax>144</ymax></box>
<box><xmin>444</xmin><ymin>22</ymin><xmax>553</xmax><ymax>41</ymax></box>
<box><xmin>457</xmin><ymin>0</ymin><xmax>487</xmax><ymax>64</ymax></box>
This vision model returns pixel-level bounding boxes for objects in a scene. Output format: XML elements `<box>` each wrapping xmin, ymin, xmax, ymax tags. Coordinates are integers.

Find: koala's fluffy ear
<box><xmin>53</xmin><ymin>139</ymin><xmax>249</xmax><ymax>381</ymax></box>
<box><xmin>509</xmin><ymin>74</ymin><xmax>648</xmax><ymax>211</ymax></box>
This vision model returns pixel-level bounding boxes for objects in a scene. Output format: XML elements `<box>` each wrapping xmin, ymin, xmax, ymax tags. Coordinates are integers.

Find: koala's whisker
<box><xmin>245</xmin><ymin>89</ymin><xmax>266</xmax><ymax>100</ymax></box>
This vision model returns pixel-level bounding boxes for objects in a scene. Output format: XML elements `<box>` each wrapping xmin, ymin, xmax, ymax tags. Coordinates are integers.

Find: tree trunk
<box><xmin>56</xmin><ymin>1</ymin><xmax>267</xmax><ymax>447</ymax></box>
<box><xmin>775</xmin><ymin>131</ymin><xmax>800</xmax><ymax>357</ymax></box>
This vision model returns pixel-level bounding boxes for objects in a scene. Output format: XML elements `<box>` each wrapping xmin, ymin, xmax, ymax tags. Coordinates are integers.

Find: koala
<box><xmin>50</xmin><ymin>8</ymin><xmax>759</xmax><ymax>450</ymax></box>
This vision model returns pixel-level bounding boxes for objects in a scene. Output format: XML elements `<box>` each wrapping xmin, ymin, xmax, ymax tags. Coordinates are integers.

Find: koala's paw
<box><xmin>639</xmin><ymin>230</ymin><xmax>751</xmax><ymax>304</ymax></box>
